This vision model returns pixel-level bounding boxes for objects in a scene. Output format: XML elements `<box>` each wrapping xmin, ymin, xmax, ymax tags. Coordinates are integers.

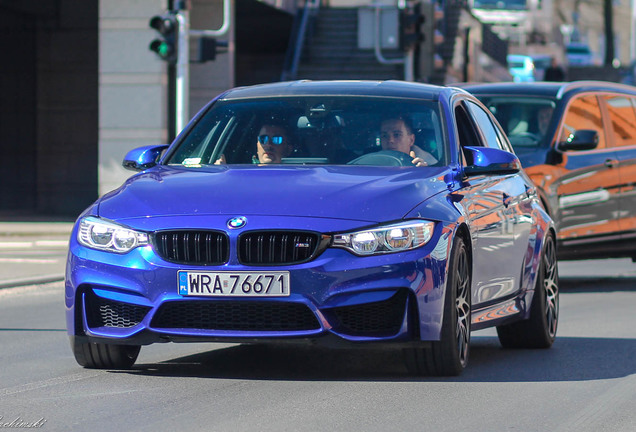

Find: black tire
<box><xmin>72</xmin><ymin>338</ymin><xmax>141</xmax><ymax>369</ymax></box>
<box><xmin>497</xmin><ymin>232</ymin><xmax>559</xmax><ymax>349</ymax></box>
<box><xmin>404</xmin><ymin>236</ymin><xmax>471</xmax><ymax>376</ymax></box>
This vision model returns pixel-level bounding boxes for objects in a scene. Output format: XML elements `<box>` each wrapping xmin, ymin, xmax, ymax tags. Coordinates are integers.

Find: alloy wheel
<box><xmin>543</xmin><ymin>237</ymin><xmax>559</xmax><ymax>338</ymax></box>
<box><xmin>455</xmin><ymin>247</ymin><xmax>471</xmax><ymax>366</ymax></box>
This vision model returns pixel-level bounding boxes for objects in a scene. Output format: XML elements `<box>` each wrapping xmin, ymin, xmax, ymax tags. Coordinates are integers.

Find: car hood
<box><xmin>98</xmin><ymin>165</ymin><xmax>450</xmax><ymax>225</ymax></box>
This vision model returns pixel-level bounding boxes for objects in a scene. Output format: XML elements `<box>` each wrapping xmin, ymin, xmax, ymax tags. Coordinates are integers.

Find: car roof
<box><xmin>219</xmin><ymin>80</ymin><xmax>462</xmax><ymax>101</ymax></box>
<box><xmin>460</xmin><ymin>81</ymin><xmax>636</xmax><ymax>100</ymax></box>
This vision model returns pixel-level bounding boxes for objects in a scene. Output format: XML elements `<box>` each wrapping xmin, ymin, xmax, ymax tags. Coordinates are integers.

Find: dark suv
<box><xmin>463</xmin><ymin>81</ymin><xmax>636</xmax><ymax>260</ymax></box>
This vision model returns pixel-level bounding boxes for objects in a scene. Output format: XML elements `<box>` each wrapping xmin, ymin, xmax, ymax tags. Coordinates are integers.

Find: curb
<box><xmin>0</xmin><ymin>275</ymin><xmax>65</xmax><ymax>290</ymax></box>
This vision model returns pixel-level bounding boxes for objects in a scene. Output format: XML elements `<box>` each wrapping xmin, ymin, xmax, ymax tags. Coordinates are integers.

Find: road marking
<box><xmin>0</xmin><ymin>372</ymin><xmax>103</xmax><ymax>397</ymax></box>
<box><xmin>0</xmin><ymin>240</ymin><xmax>68</xmax><ymax>249</ymax></box>
<box><xmin>0</xmin><ymin>258</ymin><xmax>59</xmax><ymax>264</ymax></box>
<box><xmin>35</xmin><ymin>240</ymin><xmax>68</xmax><ymax>247</ymax></box>
<box><xmin>0</xmin><ymin>242</ymin><xmax>33</xmax><ymax>249</ymax></box>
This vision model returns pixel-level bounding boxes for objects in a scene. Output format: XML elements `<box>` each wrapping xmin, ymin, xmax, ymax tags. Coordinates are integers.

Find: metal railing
<box><xmin>281</xmin><ymin>0</ymin><xmax>321</xmax><ymax>81</ymax></box>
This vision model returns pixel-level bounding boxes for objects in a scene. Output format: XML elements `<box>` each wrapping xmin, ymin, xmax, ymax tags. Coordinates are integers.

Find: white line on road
<box><xmin>0</xmin><ymin>240</ymin><xmax>68</xmax><ymax>249</ymax></box>
<box><xmin>0</xmin><ymin>372</ymin><xmax>103</xmax><ymax>397</ymax></box>
<box><xmin>0</xmin><ymin>258</ymin><xmax>59</xmax><ymax>264</ymax></box>
<box><xmin>35</xmin><ymin>240</ymin><xmax>68</xmax><ymax>247</ymax></box>
<box><xmin>0</xmin><ymin>242</ymin><xmax>33</xmax><ymax>249</ymax></box>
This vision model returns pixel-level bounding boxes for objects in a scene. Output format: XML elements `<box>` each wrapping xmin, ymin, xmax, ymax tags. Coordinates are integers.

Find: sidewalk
<box><xmin>0</xmin><ymin>220</ymin><xmax>74</xmax><ymax>289</ymax></box>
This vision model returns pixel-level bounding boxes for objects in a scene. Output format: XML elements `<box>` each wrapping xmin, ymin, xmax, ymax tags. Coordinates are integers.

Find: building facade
<box><xmin>0</xmin><ymin>0</ymin><xmax>293</xmax><ymax>216</ymax></box>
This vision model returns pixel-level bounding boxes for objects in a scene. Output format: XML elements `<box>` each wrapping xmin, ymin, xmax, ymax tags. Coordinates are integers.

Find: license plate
<box><xmin>178</xmin><ymin>271</ymin><xmax>290</xmax><ymax>297</ymax></box>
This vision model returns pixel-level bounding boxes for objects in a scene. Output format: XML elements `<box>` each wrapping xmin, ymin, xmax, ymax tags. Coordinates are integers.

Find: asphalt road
<box><xmin>0</xmin><ymin>259</ymin><xmax>635</xmax><ymax>432</ymax></box>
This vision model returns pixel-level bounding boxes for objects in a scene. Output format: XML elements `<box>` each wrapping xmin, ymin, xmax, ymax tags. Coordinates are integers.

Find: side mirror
<box><xmin>557</xmin><ymin>129</ymin><xmax>598</xmax><ymax>152</ymax></box>
<box><xmin>463</xmin><ymin>146</ymin><xmax>521</xmax><ymax>176</ymax></box>
<box><xmin>122</xmin><ymin>145</ymin><xmax>169</xmax><ymax>171</ymax></box>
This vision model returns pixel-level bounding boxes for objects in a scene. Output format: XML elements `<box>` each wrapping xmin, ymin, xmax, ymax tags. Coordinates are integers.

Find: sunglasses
<box><xmin>258</xmin><ymin>135</ymin><xmax>284</xmax><ymax>145</ymax></box>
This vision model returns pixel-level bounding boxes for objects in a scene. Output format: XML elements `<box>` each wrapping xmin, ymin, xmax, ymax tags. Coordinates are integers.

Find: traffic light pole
<box><xmin>152</xmin><ymin>0</ymin><xmax>231</xmax><ymax>138</ymax></box>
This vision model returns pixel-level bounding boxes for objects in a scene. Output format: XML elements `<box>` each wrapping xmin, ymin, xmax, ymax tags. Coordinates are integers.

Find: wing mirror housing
<box><xmin>463</xmin><ymin>146</ymin><xmax>521</xmax><ymax>176</ymax></box>
<box><xmin>557</xmin><ymin>129</ymin><xmax>598</xmax><ymax>152</ymax></box>
<box><xmin>122</xmin><ymin>145</ymin><xmax>169</xmax><ymax>171</ymax></box>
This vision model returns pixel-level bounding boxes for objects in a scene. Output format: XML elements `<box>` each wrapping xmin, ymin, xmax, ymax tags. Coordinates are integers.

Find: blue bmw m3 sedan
<box><xmin>66</xmin><ymin>80</ymin><xmax>558</xmax><ymax>376</ymax></box>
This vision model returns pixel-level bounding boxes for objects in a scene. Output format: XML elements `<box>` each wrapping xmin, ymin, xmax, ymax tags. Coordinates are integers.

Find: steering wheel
<box><xmin>347</xmin><ymin>150</ymin><xmax>414</xmax><ymax>166</ymax></box>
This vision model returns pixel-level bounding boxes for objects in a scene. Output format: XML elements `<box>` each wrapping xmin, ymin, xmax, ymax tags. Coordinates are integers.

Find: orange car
<box><xmin>464</xmin><ymin>81</ymin><xmax>636</xmax><ymax>261</ymax></box>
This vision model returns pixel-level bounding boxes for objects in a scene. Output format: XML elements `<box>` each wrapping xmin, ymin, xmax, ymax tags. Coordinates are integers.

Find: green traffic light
<box><xmin>149</xmin><ymin>13</ymin><xmax>177</xmax><ymax>63</ymax></box>
<box><xmin>158</xmin><ymin>42</ymin><xmax>169</xmax><ymax>58</ymax></box>
<box><xmin>150</xmin><ymin>39</ymin><xmax>173</xmax><ymax>60</ymax></box>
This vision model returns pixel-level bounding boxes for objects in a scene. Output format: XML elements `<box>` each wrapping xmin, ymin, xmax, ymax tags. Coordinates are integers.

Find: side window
<box><xmin>492</xmin><ymin>119</ymin><xmax>514</xmax><ymax>153</ymax></box>
<box><xmin>455</xmin><ymin>104</ymin><xmax>480</xmax><ymax>148</ymax></box>
<box><xmin>454</xmin><ymin>103</ymin><xmax>481</xmax><ymax>166</ymax></box>
<box><xmin>604</xmin><ymin>95</ymin><xmax>636</xmax><ymax>148</ymax></box>
<box><xmin>560</xmin><ymin>94</ymin><xmax>607</xmax><ymax>149</ymax></box>
<box><xmin>465</xmin><ymin>100</ymin><xmax>505</xmax><ymax>150</ymax></box>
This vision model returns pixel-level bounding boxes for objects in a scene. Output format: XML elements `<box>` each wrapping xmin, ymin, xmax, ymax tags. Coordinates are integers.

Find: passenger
<box><xmin>215</xmin><ymin>123</ymin><xmax>293</xmax><ymax>165</ymax></box>
<box><xmin>380</xmin><ymin>116</ymin><xmax>436</xmax><ymax>167</ymax></box>
<box><xmin>254</xmin><ymin>124</ymin><xmax>293</xmax><ymax>164</ymax></box>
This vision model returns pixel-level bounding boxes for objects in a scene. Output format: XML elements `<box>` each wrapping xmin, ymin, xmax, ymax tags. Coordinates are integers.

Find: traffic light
<box><xmin>418</xmin><ymin>1</ymin><xmax>445</xmax><ymax>80</ymax></box>
<box><xmin>197</xmin><ymin>37</ymin><xmax>217</xmax><ymax>62</ymax></box>
<box><xmin>149</xmin><ymin>12</ymin><xmax>178</xmax><ymax>63</ymax></box>
<box><xmin>195</xmin><ymin>38</ymin><xmax>229</xmax><ymax>63</ymax></box>
<box><xmin>400</xmin><ymin>5</ymin><xmax>424</xmax><ymax>51</ymax></box>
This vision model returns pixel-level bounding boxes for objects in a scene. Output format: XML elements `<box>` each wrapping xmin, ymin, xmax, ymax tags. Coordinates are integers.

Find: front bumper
<box><xmin>65</xmin><ymin>222</ymin><xmax>453</xmax><ymax>346</ymax></box>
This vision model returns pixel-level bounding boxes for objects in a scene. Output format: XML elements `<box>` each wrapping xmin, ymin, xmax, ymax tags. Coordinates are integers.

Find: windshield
<box><xmin>475</xmin><ymin>96</ymin><xmax>556</xmax><ymax>148</ymax></box>
<box><xmin>164</xmin><ymin>96</ymin><xmax>447</xmax><ymax>167</ymax></box>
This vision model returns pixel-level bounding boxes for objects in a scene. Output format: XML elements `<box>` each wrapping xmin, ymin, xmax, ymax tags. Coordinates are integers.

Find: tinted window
<box><xmin>165</xmin><ymin>97</ymin><xmax>447</xmax><ymax>166</ymax></box>
<box><xmin>604</xmin><ymin>95</ymin><xmax>636</xmax><ymax>148</ymax></box>
<box><xmin>476</xmin><ymin>96</ymin><xmax>555</xmax><ymax>148</ymax></box>
<box><xmin>465</xmin><ymin>101</ymin><xmax>505</xmax><ymax>150</ymax></box>
<box><xmin>560</xmin><ymin>94</ymin><xmax>606</xmax><ymax>149</ymax></box>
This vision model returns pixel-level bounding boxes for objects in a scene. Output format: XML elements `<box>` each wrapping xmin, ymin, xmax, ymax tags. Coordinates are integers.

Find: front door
<box><xmin>554</xmin><ymin>94</ymin><xmax>621</xmax><ymax>245</ymax></box>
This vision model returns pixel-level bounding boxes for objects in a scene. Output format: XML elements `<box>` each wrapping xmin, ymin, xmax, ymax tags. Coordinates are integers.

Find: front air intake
<box><xmin>85</xmin><ymin>291</ymin><xmax>150</xmax><ymax>329</ymax></box>
<box><xmin>152</xmin><ymin>230</ymin><xmax>229</xmax><ymax>265</ymax></box>
<box><xmin>238</xmin><ymin>231</ymin><xmax>324</xmax><ymax>265</ymax></box>
<box><xmin>151</xmin><ymin>300</ymin><xmax>321</xmax><ymax>331</ymax></box>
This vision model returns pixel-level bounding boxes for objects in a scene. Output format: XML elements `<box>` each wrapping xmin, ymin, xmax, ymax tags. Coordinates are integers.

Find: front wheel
<box><xmin>71</xmin><ymin>337</ymin><xmax>141</xmax><ymax>369</ymax></box>
<box><xmin>497</xmin><ymin>232</ymin><xmax>559</xmax><ymax>348</ymax></box>
<box><xmin>404</xmin><ymin>235</ymin><xmax>471</xmax><ymax>376</ymax></box>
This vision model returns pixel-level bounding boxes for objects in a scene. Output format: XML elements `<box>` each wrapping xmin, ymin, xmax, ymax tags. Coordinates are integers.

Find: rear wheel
<box><xmin>497</xmin><ymin>232</ymin><xmax>559</xmax><ymax>348</ymax></box>
<box><xmin>72</xmin><ymin>338</ymin><xmax>140</xmax><ymax>369</ymax></box>
<box><xmin>404</xmin><ymin>236</ymin><xmax>471</xmax><ymax>376</ymax></box>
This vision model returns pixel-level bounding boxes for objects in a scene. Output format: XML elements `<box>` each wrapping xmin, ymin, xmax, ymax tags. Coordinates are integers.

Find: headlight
<box><xmin>332</xmin><ymin>220</ymin><xmax>435</xmax><ymax>255</ymax></box>
<box><xmin>78</xmin><ymin>216</ymin><xmax>148</xmax><ymax>253</ymax></box>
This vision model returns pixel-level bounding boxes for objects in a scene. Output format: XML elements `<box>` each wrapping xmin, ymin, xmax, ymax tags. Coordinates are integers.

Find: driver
<box><xmin>536</xmin><ymin>106</ymin><xmax>553</xmax><ymax>137</ymax></box>
<box><xmin>380</xmin><ymin>116</ymin><xmax>436</xmax><ymax>167</ymax></box>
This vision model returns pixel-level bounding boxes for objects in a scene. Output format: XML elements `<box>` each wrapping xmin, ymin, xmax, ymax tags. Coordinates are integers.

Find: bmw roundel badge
<box><xmin>227</xmin><ymin>216</ymin><xmax>247</xmax><ymax>229</ymax></box>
